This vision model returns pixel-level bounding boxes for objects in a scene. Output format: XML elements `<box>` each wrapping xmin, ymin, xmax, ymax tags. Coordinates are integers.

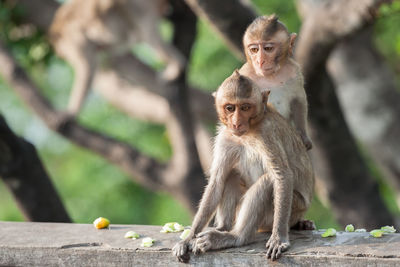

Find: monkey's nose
<box><xmin>233</xmin><ymin>123</ymin><xmax>242</xmax><ymax>130</ymax></box>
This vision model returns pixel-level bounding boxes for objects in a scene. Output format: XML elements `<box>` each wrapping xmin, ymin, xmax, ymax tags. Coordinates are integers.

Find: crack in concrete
<box><xmin>60</xmin><ymin>242</ymin><xmax>104</xmax><ymax>249</ymax></box>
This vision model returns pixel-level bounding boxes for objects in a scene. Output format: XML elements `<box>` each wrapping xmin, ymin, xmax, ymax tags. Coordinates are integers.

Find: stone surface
<box><xmin>0</xmin><ymin>221</ymin><xmax>400</xmax><ymax>266</ymax></box>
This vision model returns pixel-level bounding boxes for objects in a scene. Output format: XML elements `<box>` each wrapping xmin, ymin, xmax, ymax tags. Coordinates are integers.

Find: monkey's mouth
<box><xmin>231</xmin><ymin>129</ymin><xmax>247</xmax><ymax>136</ymax></box>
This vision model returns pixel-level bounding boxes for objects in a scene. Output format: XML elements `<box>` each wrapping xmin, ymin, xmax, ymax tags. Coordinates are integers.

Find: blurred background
<box><xmin>0</xmin><ymin>0</ymin><xmax>399</xmax><ymax>230</ymax></box>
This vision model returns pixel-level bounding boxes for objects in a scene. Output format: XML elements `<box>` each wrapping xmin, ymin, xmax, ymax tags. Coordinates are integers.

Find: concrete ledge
<box><xmin>0</xmin><ymin>221</ymin><xmax>400</xmax><ymax>266</ymax></box>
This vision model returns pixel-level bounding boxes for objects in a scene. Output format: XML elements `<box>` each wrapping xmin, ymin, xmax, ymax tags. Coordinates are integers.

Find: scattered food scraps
<box><xmin>381</xmin><ymin>226</ymin><xmax>396</xmax><ymax>233</ymax></box>
<box><xmin>370</xmin><ymin>229</ymin><xmax>384</xmax><ymax>238</ymax></box>
<box><xmin>160</xmin><ymin>222</ymin><xmax>185</xmax><ymax>233</ymax></box>
<box><xmin>345</xmin><ymin>224</ymin><xmax>355</xmax><ymax>232</ymax></box>
<box><xmin>321</xmin><ymin>228</ymin><xmax>336</xmax><ymax>237</ymax></box>
<box><xmin>141</xmin><ymin>237</ymin><xmax>155</xmax><ymax>247</ymax></box>
<box><xmin>355</xmin><ymin>229</ymin><xmax>366</xmax><ymax>233</ymax></box>
<box><xmin>179</xmin><ymin>229</ymin><xmax>191</xmax><ymax>240</ymax></box>
<box><xmin>124</xmin><ymin>231</ymin><xmax>140</xmax><ymax>239</ymax></box>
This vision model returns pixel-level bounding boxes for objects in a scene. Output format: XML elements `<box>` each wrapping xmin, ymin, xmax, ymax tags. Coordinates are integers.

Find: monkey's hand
<box><xmin>193</xmin><ymin>230</ymin><xmax>228</xmax><ymax>254</ymax></box>
<box><xmin>172</xmin><ymin>239</ymin><xmax>192</xmax><ymax>263</ymax></box>
<box><xmin>265</xmin><ymin>234</ymin><xmax>290</xmax><ymax>260</ymax></box>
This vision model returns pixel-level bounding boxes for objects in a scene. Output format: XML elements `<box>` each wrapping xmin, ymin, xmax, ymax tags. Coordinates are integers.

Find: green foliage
<box><xmin>188</xmin><ymin>21</ymin><xmax>242</xmax><ymax>91</ymax></box>
<box><xmin>375</xmin><ymin>2</ymin><xmax>400</xmax><ymax>83</ymax></box>
<box><xmin>252</xmin><ymin>0</ymin><xmax>301</xmax><ymax>32</ymax></box>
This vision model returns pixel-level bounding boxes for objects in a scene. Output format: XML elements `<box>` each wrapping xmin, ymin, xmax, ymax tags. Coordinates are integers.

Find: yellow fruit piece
<box><xmin>93</xmin><ymin>217</ymin><xmax>110</xmax><ymax>229</ymax></box>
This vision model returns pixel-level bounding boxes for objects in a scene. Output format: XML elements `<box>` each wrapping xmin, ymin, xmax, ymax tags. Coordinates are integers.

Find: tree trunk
<box><xmin>295</xmin><ymin>0</ymin><xmax>397</xmax><ymax>229</ymax></box>
<box><xmin>328</xmin><ymin>27</ymin><xmax>400</xmax><ymax>206</ymax></box>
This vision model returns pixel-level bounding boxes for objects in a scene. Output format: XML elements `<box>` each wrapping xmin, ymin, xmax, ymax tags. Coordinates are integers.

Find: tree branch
<box><xmin>184</xmin><ymin>0</ymin><xmax>257</xmax><ymax>58</ymax></box>
<box><xmin>0</xmin><ymin>41</ymin><xmax>167</xmax><ymax>192</ymax></box>
<box><xmin>0</xmin><ymin>114</ymin><xmax>71</xmax><ymax>222</ymax></box>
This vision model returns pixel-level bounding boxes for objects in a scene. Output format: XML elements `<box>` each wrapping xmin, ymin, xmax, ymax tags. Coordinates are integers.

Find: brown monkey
<box><xmin>240</xmin><ymin>14</ymin><xmax>312</xmax><ymax>150</ymax></box>
<box><xmin>49</xmin><ymin>0</ymin><xmax>185</xmax><ymax>115</ymax></box>
<box><xmin>172</xmin><ymin>70</ymin><xmax>314</xmax><ymax>262</ymax></box>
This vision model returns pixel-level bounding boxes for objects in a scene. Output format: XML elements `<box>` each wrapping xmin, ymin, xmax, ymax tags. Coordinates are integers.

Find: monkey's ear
<box><xmin>289</xmin><ymin>33</ymin><xmax>297</xmax><ymax>55</ymax></box>
<box><xmin>262</xmin><ymin>90</ymin><xmax>271</xmax><ymax>104</ymax></box>
<box><xmin>212</xmin><ymin>91</ymin><xmax>217</xmax><ymax>98</ymax></box>
<box><xmin>233</xmin><ymin>69</ymin><xmax>240</xmax><ymax>77</ymax></box>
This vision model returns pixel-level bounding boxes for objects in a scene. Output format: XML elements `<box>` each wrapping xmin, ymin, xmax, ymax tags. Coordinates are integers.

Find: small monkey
<box><xmin>172</xmin><ymin>70</ymin><xmax>315</xmax><ymax>262</ymax></box>
<box><xmin>49</xmin><ymin>0</ymin><xmax>185</xmax><ymax>115</ymax></box>
<box><xmin>240</xmin><ymin>14</ymin><xmax>312</xmax><ymax>150</ymax></box>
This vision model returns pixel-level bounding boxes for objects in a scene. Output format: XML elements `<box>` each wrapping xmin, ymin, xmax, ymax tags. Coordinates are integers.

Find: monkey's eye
<box><xmin>225</xmin><ymin>105</ymin><xmax>235</xmax><ymax>112</ymax></box>
<box><xmin>241</xmin><ymin>105</ymin><xmax>251</xmax><ymax>111</ymax></box>
<box><xmin>264</xmin><ymin>45</ymin><xmax>274</xmax><ymax>52</ymax></box>
<box><xmin>249</xmin><ymin>47</ymin><xmax>259</xmax><ymax>54</ymax></box>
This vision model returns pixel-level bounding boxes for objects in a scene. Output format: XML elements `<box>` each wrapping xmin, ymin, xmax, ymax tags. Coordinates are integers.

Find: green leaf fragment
<box><xmin>174</xmin><ymin>223</ymin><xmax>185</xmax><ymax>232</ymax></box>
<box><xmin>124</xmin><ymin>231</ymin><xmax>140</xmax><ymax>239</ymax></box>
<box><xmin>345</xmin><ymin>224</ymin><xmax>355</xmax><ymax>232</ymax></box>
<box><xmin>141</xmin><ymin>237</ymin><xmax>155</xmax><ymax>247</ymax></box>
<box><xmin>160</xmin><ymin>222</ymin><xmax>185</xmax><ymax>233</ymax></box>
<box><xmin>321</xmin><ymin>228</ymin><xmax>336</xmax><ymax>237</ymax></box>
<box><xmin>370</xmin><ymin>229</ymin><xmax>384</xmax><ymax>238</ymax></box>
<box><xmin>355</xmin><ymin>229</ymin><xmax>366</xmax><ymax>232</ymax></box>
<box><xmin>179</xmin><ymin>229</ymin><xmax>191</xmax><ymax>240</ymax></box>
<box><xmin>381</xmin><ymin>226</ymin><xmax>396</xmax><ymax>233</ymax></box>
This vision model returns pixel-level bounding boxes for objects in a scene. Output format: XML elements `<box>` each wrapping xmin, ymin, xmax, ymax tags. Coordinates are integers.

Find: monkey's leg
<box><xmin>214</xmin><ymin>171</ymin><xmax>243</xmax><ymax>232</ymax></box>
<box><xmin>64</xmin><ymin>42</ymin><xmax>96</xmax><ymax>115</ymax></box>
<box><xmin>289</xmin><ymin>192</ymin><xmax>315</xmax><ymax>230</ymax></box>
<box><xmin>193</xmin><ymin>176</ymin><xmax>273</xmax><ymax>254</ymax></box>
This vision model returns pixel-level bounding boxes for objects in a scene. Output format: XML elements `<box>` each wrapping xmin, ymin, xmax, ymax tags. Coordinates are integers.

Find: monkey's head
<box><xmin>243</xmin><ymin>14</ymin><xmax>297</xmax><ymax>77</ymax></box>
<box><xmin>213</xmin><ymin>70</ymin><xmax>269</xmax><ymax>136</ymax></box>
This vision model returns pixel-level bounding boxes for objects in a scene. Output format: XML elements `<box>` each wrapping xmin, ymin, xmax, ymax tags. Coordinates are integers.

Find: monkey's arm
<box><xmin>63</xmin><ymin>41</ymin><xmax>96</xmax><ymax>115</ymax></box>
<box><xmin>266</xmin><ymin>166</ymin><xmax>293</xmax><ymax>260</ymax></box>
<box><xmin>290</xmin><ymin>97</ymin><xmax>312</xmax><ymax>150</ymax></box>
<box><xmin>172</xmin><ymin>137</ymin><xmax>234</xmax><ymax>261</ymax></box>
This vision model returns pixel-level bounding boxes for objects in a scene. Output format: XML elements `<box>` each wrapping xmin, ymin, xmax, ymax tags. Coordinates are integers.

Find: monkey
<box><xmin>49</xmin><ymin>0</ymin><xmax>185</xmax><ymax>115</ymax></box>
<box><xmin>172</xmin><ymin>70</ymin><xmax>315</xmax><ymax>262</ymax></box>
<box><xmin>239</xmin><ymin>14</ymin><xmax>312</xmax><ymax>150</ymax></box>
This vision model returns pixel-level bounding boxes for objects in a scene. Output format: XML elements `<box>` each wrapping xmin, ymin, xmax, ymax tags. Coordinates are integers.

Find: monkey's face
<box><xmin>214</xmin><ymin>71</ymin><xmax>265</xmax><ymax>136</ymax></box>
<box><xmin>245</xmin><ymin>31</ymin><xmax>290</xmax><ymax>77</ymax></box>
<box><xmin>222</xmin><ymin>101</ymin><xmax>259</xmax><ymax>136</ymax></box>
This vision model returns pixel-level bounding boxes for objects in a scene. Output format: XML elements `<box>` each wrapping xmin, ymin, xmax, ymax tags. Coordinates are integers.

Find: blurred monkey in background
<box><xmin>50</xmin><ymin>0</ymin><xmax>185</xmax><ymax>115</ymax></box>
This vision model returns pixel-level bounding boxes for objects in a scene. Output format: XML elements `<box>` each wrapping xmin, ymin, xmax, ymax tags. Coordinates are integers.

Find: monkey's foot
<box><xmin>172</xmin><ymin>240</ymin><xmax>191</xmax><ymax>263</ymax></box>
<box><xmin>265</xmin><ymin>234</ymin><xmax>290</xmax><ymax>261</ymax></box>
<box><xmin>291</xmin><ymin>219</ymin><xmax>316</xmax><ymax>230</ymax></box>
